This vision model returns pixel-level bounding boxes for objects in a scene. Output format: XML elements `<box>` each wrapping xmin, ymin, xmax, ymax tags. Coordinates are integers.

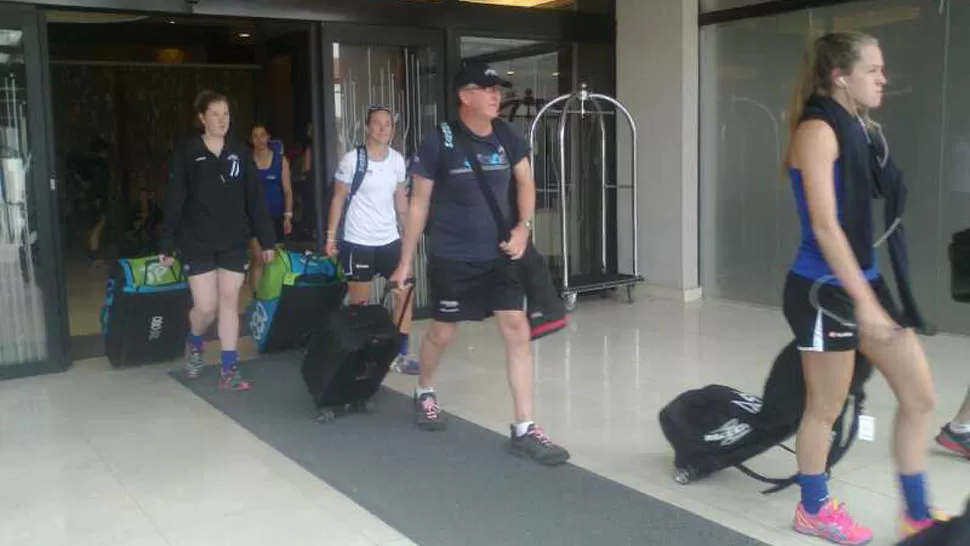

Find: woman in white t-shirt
<box><xmin>326</xmin><ymin>105</ymin><xmax>418</xmax><ymax>374</ymax></box>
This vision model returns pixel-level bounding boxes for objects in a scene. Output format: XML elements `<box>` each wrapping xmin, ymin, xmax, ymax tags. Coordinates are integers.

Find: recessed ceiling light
<box><xmin>169</xmin><ymin>19</ymin><xmax>175</xmax><ymax>24</ymax></box>
<box><xmin>507</xmin><ymin>70</ymin><xmax>515</xmax><ymax>75</ymax></box>
<box><xmin>239</xmin><ymin>32</ymin><xmax>251</xmax><ymax>38</ymax></box>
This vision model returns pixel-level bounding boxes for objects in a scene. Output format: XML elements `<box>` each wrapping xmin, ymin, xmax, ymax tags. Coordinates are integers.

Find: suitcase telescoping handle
<box><xmin>381</xmin><ymin>278</ymin><xmax>416</xmax><ymax>331</ymax></box>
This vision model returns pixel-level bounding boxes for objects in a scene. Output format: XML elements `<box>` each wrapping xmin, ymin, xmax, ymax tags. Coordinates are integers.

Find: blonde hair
<box><xmin>785</xmin><ymin>31</ymin><xmax>880</xmax><ymax>167</ymax></box>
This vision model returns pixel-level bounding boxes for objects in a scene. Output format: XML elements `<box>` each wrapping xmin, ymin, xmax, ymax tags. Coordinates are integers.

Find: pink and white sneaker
<box><xmin>900</xmin><ymin>509</ymin><xmax>949</xmax><ymax>538</ymax></box>
<box><xmin>794</xmin><ymin>499</ymin><xmax>873</xmax><ymax>545</ymax></box>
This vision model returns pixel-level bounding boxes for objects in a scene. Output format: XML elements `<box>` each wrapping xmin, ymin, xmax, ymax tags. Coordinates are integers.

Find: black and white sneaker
<box><xmin>414</xmin><ymin>391</ymin><xmax>447</xmax><ymax>431</ymax></box>
<box><xmin>936</xmin><ymin>423</ymin><xmax>970</xmax><ymax>459</ymax></box>
<box><xmin>509</xmin><ymin>424</ymin><xmax>570</xmax><ymax>466</ymax></box>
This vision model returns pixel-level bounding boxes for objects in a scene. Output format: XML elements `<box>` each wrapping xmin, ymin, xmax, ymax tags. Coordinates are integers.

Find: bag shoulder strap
<box><xmin>336</xmin><ymin>147</ymin><xmax>368</xmax><ymax>241</ymax></box>
<box><xmin>448</xmin><ymin>121</ymin><xmax>511</xmax><ymax>242</ymax></box>
<box><xmin>348</xmin><ymin>146</ymin><xmax>368</xmax><ymax>203</ymax></box>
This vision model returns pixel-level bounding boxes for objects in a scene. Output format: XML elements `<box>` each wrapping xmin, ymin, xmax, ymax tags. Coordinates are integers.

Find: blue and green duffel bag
<box><xmin>249</xmin><ymin>249</ymin><xmax>346</xmax><ymax>353</ymax></box>
<box><xmin>101</xmin><ymin>256</ymin><xmax>191</xmax><ymax>368</ymax></box>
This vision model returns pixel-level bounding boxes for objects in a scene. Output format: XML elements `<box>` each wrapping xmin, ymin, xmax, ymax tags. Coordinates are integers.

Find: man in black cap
<box><xmin>390</xmin><ymin>63</ymin><xmax>569</xmax><ymax>466</ymax></box>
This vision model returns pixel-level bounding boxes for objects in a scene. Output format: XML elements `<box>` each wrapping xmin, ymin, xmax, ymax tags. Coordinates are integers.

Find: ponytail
<box><xmin>784</xmin><ymin>45</ymin><xmax>817</xmax><ymax>170</ymax></box>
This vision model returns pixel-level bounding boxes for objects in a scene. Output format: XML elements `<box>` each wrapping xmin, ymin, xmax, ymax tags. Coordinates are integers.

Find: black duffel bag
<box><xmin>101</xmin><ymin>256</ymin><xmax>191</xmax><ymax>368</ymax></box>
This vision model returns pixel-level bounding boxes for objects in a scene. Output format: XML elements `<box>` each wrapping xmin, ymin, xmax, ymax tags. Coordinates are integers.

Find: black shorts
<box><xmin>180</xmin><ymin>247</ymin><xmax>249</xmax><ymax>277</ymax></box>
<box><xmin>428</xmin><ymin>255</ymin><xmax>525</xmax><ymax>323</ymax></box>
<box><xmin>340</xmin><ymin>240</ymin><xmax>401</xmax><ymax>282</ymax></box>
<box><xmin>782</xmin><ymin>272</ymin><xmax>902</xmax><ymax>352</ymax></box>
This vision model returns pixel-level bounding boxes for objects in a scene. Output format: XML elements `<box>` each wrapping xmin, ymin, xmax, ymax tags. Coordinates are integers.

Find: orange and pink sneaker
<box><xmin>794</xmin><ymin>499</ymin><xmax>873</xmax><ymax>545</ymax></box>
<box><xmin>900</xmin><ymin>509</ymin><xmax>949</xmax><ymax>538</ymax></box>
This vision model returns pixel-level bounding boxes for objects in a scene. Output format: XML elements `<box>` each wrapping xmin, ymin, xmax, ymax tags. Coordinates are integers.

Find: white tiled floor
<box><xmin>2</xmin><ymin>291</ymin><xmax>968</xmax><ymax>546</ymax></box>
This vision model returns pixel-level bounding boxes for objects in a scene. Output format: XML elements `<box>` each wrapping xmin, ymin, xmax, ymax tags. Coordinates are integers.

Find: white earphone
<box><xmin>837</xmin><ymin>76</ymin><xmax>847</xmax><ymax>88</ymax></box>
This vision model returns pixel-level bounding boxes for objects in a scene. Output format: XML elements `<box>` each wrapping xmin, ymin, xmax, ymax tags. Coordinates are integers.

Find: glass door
<box><xmin>322</xmin><ymin>24</ymin><xmax>445</xmax><ymax>314</ymax></box>
<box><xmin>0</xmin><ymin>6</ymin><xmax>67</xmax><ymax>378</ymax></box>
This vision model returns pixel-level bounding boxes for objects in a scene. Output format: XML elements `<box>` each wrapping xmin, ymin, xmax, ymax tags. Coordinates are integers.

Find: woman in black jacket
<box><xmin>159</xmin><ymin>90</ymin><xmax>276</xmax><ymax>391</ymax></box>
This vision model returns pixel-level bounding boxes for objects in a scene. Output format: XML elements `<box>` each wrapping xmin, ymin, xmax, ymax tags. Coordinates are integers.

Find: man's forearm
<box><xmin>514</xmin><ymin>161</ymin><xmax>536</xmax><ymax>230</ymax></box>
<box><xmin>399</xmin><ymin>200</ymin><xmax>428</xmax><ymax>270</ymax></box>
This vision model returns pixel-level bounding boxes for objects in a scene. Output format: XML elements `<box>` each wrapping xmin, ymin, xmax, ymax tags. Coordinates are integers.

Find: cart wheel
<box><xmin>316</xmin><ymin>408</ymin><xmax>336</xmax><ymax>424</ymax></box>
<box><xmin>564</xmin><ymin>292</ymin><xmax>578</xmax><ymax>312</ymax></box>
<box><xmin>674</xmin><ymin>468</ymin><xmax>692</xmax><ymax>485</ymax></box>
<box><xmin>626</xmin><ymin>285</ymin><xmax>635</xmax><ymax>304</ymax></box>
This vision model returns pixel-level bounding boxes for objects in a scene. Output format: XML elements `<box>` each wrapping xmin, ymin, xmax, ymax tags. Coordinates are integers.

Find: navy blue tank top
<box><xmin>257</xmin><ymin>148</ymin><xmax>284</xmax><ymax>218</ymax></box>
<box><xmin>789</xmin><ymin>162</ymin><xmax>878</xmax><ymax>284</ymax></box>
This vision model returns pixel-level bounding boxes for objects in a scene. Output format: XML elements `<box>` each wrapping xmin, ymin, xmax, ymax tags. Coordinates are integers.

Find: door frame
<box><xmin>0</xmin><ymin>4</ymin><xmax>70</xmax><ymax>379</ymax></box>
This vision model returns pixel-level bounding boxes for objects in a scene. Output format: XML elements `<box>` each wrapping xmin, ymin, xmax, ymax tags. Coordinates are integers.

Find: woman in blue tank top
<box><xmin>249</xmin><ymin>124</ymin><xmax>293</xmax><ymax>292</ymax></box>
<box><xmin>781</xmin><ymin>32</ymin><xmax>943</xmax><ymax>543</ymax></box>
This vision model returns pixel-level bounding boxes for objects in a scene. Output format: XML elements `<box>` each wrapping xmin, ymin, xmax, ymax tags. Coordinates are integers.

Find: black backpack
<box><xmin>659</xmin><ymin>340</ymin><xmax>873</xmax><ymax>493</ymax></box>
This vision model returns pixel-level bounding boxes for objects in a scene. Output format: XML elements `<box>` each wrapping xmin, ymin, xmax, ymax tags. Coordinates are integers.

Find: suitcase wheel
<box><xmin>674</xmin><ymin>468</ymin><xmax>692</xmax><ymax>485</ymax></box>
<box><xmin>316</xmin><ymin>408</ymin><xmax>336</xmax><ymax>424</ymax></box>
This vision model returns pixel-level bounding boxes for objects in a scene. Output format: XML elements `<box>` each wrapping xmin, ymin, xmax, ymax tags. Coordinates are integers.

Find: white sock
<box><xmin>415</xmin><ymin>385</ymin><xmax>435</xmax><ymax>398</ymax></box>
<box><xmin>950</xmin><ymin>421</ymin><xmax>970</xmax><ymax>434</ymax></box>
<box><xmin>514</xmin><ymin>421</ymin><xmax>535</xmax><ymax>437</ymax></box>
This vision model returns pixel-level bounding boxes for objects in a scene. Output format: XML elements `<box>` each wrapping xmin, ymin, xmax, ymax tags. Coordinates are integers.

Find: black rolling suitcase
<box><xmin>101</xmin><ymin>256</ymin><xmax>191</xmax><ymax>368</ymax></box>
<box><xmin>301</xmin><ymin>283</ymin><xmax>414</xmax><ymax>422</ymax></box>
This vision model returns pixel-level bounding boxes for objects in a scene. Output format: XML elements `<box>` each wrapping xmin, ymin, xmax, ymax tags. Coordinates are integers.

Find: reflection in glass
<box><xmin>0</xmin><ymin>27</ymin><xmax>48</xmax><ymax>364</ymax></box>
<box><xmin>332</xmin><ymin>43</ymin><xmax>438</xmax><ymax>163</ymax></box>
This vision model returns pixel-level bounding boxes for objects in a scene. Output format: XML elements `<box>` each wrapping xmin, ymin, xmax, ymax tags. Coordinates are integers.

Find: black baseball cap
<box><xmin>454</xmin><ymin>63</ymin><xmax>512</xmax><ymax>91</ymax></box>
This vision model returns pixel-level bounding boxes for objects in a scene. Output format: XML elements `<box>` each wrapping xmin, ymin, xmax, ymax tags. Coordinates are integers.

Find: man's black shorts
<box><xmin>428</xmin><ymin>255</ymin><xmax>525</xmax><ymax>323</ymax></box>
<box><xmin>340</xmin><ymin>240</ymin><xmax>401</xmax><ymax>283</ymax></box>
<box><xmin>782</xmin><ymin>272</ymin><xmax>902</xmax><ymax>352</ymax></box>
<box><xmin>181</xmin><ymin>247</ymin><xmax>249</xmax><ymax>277</ymax></box>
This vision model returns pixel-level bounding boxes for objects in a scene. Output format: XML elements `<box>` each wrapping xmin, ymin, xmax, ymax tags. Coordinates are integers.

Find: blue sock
<box><xmin>798</xmin><ymin>473</ymin><xmax>830</xmax><ymax>515</ymax></box>
<box><xmin>188</xmin><ymin>334</ymin><xmax>203</xmax><ymax>352</ymax></box>
<box><xmin>399</xmin><ymin>333</ymin><xmax>409</xmax><ymax>356</ymax></box>
<box><xmin>899</xmin><ymin>473</ymin><xmax>930</xmax><ymax>521</ymax></box>
<box><xmin>221</xmin><ymin>351</ymin><xmax>238</xmax><ymax>373</ymax></box>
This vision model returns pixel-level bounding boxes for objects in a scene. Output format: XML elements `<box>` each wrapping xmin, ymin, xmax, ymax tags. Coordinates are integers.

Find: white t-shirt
<box><xmin>334</xmin><ymin>147</ymin><xmax>407</xmax><ymax>246</ymax></box>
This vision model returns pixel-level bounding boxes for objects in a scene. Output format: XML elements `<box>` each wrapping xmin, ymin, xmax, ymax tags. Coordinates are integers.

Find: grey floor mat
<box><xmin>170</xmin><ymin>356</ymin><xmax>766</xmax><ymax>546</ymax></box>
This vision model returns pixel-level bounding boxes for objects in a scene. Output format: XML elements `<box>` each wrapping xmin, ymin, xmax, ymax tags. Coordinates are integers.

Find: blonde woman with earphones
<box><xmin>782</xmin><ymin>31</ymin><xmax>946</xmax><ymax>544</ymax></box>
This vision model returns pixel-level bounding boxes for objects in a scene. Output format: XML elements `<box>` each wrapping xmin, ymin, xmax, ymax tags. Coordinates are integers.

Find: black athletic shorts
<box><xmin>782</xmin><ymin>271</ymin><xmax>902</xmax><ymax>352</ymax></box>
<box><xmin>428</xmin><ymin>255</ymin><xmax>525</xmax><ymax>323</ymax></box>
<box><xmin>340</xmin><ymin>240</ymin><xmax>401</xmax><ymax>283</ymax></box>
<box><xmin>180</xmin><ymin>247</ymin><xmax>249</xmax><ymax>277</ymax></box>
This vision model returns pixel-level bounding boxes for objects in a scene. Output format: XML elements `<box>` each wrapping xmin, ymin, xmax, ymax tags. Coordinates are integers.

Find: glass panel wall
<box><xmin>330</xmin><ymin>40</ymin><xmax>441</xmax><ymax>310</ymax></box>
<box><xmin>699</xmin><ymin>1</ymin><xmax>970</xmax><ymax>334</ymax></box>
<box><xmin>0</xmin><ymin>26</ymin><xmax>49</xmax><ymax>364</ymax></box>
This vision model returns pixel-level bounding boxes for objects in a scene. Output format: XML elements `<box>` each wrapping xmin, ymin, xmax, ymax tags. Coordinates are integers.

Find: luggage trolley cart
<box><xmin>528</xmin><ymin>84</ymin><xmax>642</xmax><ymax>311</ymax></box>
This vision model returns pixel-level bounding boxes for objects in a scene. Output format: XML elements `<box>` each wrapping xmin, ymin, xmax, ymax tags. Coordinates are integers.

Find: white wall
<box><xmin>615</xmin><ymin>0</ymin><xmax>700</xmax><ymax>300</ymax></box>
